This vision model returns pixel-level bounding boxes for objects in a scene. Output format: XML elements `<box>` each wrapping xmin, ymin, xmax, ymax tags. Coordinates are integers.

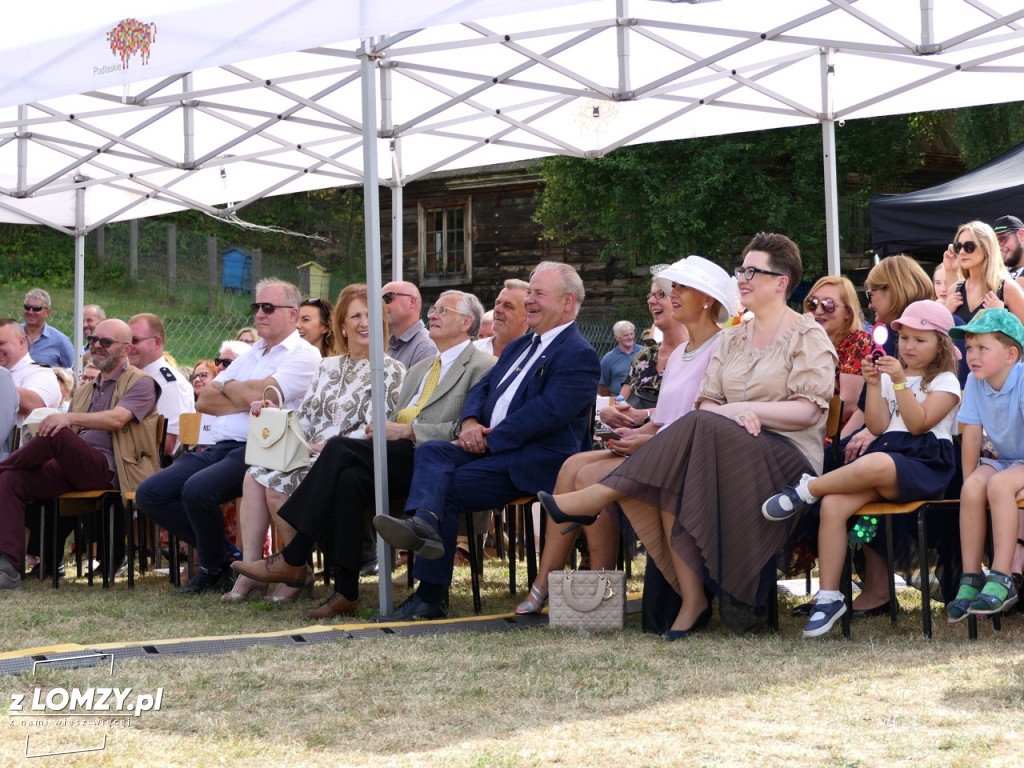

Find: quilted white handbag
<box><xmin>548</xmin><ymin>569</ymin><xmax>626</xmax><ymax>632</ymax></box>
<box><xmin>244</xmin><ymin>385</ymin><xmax>309</xmax><ymax>472</ymax></box>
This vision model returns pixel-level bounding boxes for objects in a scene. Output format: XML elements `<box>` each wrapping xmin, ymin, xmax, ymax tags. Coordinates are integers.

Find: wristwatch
<box><xmin>216</xmin><ymin>380</ymin><xmax>227</xmax><ymax>394</ymax></box>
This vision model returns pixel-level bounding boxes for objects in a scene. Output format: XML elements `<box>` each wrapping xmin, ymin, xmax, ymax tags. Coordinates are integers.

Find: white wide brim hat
<box><xmin>657</xmin><ymin>256</ymin><xmax>740</xmax><ymax>323</ymax></box>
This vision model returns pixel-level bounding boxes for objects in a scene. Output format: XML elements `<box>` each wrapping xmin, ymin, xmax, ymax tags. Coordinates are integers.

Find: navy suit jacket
<box><xmin>458</xmin><ymin>322</ymin><xmax>599</xmax><ymax>493</ymax></box>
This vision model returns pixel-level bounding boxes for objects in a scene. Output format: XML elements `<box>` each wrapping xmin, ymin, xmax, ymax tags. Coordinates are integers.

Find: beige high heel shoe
<box><xmin>263</xmin><ymin>567</ymin><xmax>315</xmax><ymax>603</ymax></box>
<box><xmin>221</xmin><ymin>574</ymin><xmax>267</xmax><ymax>603</ymax></box>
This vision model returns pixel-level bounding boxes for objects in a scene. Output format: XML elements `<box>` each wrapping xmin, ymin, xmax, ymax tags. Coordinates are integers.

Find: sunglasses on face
<box><xmin>214</xmin><ymin>358</ymin><xmax>232</xmax><ymax>368</ymax></box>
<box><xmin>382</xmin><ymin>291</ymin><xmax>413</xmax><ymax>305</ymax></box>
<box><xmin>734</xmin><ymin>266</ymin><xmax>784</xmax><ymax>281</ymax></box>
<box><xmin>131</xmin><ymin>335</ymin><xmax>156</xmax><ymax>345</ymax></box>
<box><xmin>80</xmin><ymin>374</ymin><xmax>97</xmax><ymax>383</ymax></box>
<box><xmin>250</xmin><ymin>302</ymin><xmax>295</xmax><ymax>315</ymax></box>
<box><xmin>23</xmin><ymin>304</ymin><xmax>45</xmax><ymax>312</ymax></box>
<box><xmin>86</xmin><ymin>335</ymin><xmax>126</xmax><ymax>349</ymax></box>
<box><xmin>804</xmin><ymin>296</ymin><xmax>842</xmax><ymax>314</ymax></box>
<box><xmin>953</xmin><ymin>240</ymin><xmax>977</xmax><ymax>254</ymax></box>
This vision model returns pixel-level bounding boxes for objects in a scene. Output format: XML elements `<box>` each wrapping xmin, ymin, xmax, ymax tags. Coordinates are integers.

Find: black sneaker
<box><xmin>175</xmin><ymin>567</ymin><xmax>225</xmax><ymax>595</ymax></box>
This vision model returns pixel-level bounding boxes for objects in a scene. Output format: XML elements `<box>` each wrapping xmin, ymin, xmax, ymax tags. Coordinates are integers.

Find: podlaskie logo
<box><xmin>95</xmin><ymin>18</ymin><xmax>157</xmax><ymax>76</ymax></box>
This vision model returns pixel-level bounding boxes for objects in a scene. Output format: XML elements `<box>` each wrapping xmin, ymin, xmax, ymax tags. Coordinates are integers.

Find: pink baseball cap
<box><xmin>890</xmin><ymin>300</ymin><xmax>955</xmax><ymax>336</ymax></box>
<box><xmin>890</xmin><ymin>299</ymin><xmax>961</xmax><ymax>359</ymax></box>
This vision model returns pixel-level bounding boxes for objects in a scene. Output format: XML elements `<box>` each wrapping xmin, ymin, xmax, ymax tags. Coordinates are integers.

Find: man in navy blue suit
<box><xmin>373</xmin><ymin>261</ymin><xmax>600</xmax><ymax>620</ymax></box>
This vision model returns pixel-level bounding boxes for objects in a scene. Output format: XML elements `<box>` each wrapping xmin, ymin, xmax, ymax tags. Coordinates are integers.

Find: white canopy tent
<box><xmin>3</xmin><ymin>0</ymin><xmax>1024</xmax><ymax>608</ymax></box>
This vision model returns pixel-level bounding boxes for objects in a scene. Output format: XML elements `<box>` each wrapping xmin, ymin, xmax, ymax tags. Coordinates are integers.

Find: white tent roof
<box><xmin>3</xmin><ymin>0</ymin><xmax>1024</xmax><ymax>232</ymax></box>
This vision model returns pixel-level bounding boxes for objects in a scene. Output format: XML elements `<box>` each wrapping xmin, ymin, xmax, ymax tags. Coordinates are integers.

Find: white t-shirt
<box><xmin>879</xmin><ymin>370</ymin><xmax>961</xmax><ymax>441</ymax></box>
<box><xmin>142</xmin><ymin>357</ymin><xmax>196</xmax><ymax>448</ymax></box>
<box><xmin>9</xmin><ymin>354</ymin><xmax>61</xmax><ymax>426</ymax></box>
<box><xmin>208</xmin><ymin>331</ymin><xmax>320</xmax><ymax>443</ymax></box>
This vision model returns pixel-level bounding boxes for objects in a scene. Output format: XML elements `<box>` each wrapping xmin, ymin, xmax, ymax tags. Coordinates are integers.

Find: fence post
<box><xmin>129</xmin><ymin>219</ymin><xmax>139</xmax><ymax>281</ymax></box>
<box><xmin>96</xmin><ymin>224</ymin><xmax>105</xmax><ymax>269</ymax></box>
<box><xmin>207</xmin><ymin>235</ymin><xmax>217</xmax><ymax>313</ymax></box>
<box><xmin>167</xmin><ymin>223</ymin><xmax>177</xmax><ymax>294</ymax></box>
<box><xmin>252</xmin><ymin>248</ymin><xmax>262</xmax><ymax>289</ymax></box>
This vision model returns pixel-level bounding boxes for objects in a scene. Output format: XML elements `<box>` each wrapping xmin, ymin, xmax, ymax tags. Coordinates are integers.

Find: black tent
<box><xmin>869</xmin><ymin>141</ymin><xmax>1024</xmax><ymax>257</ymax></box>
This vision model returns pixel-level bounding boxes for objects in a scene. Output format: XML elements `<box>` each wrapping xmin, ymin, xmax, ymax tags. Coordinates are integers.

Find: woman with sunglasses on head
<box><xmin>297</xmin><ymin>297</ymin><xmax>335</xmax><ymax>357</ymax></box>
<box><xmin>225</xmin><ymin>284</ymin><xmax>404</xmax><ymax>603</ymax></box>
<box><xmin>536</xmin><ymin>234</ymin><xmax>836</xmax><ymax>637</ymax></box>
<box><xmin>944</xmin><ymin>220</ymin><xmax>1024</xmax><ymax>326</ymax></box>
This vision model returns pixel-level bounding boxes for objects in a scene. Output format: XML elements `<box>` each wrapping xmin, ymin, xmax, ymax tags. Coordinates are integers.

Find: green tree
<box><xmin>535</xmin><ymin>116</ymin><xmax>925</xmax><ymax>277</ymax></box>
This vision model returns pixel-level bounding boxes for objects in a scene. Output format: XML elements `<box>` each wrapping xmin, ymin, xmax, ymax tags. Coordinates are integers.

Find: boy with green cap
<box><xmin>948</xmin><ymin>308</ymin><xmax>1024</xmax><ymax>620</ymax></box>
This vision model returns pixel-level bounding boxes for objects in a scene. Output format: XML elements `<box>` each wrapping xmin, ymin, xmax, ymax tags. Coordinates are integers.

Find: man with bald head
<box><xmin>0</xmin><ymin>318</ymin><xmax>160</xmax><ymax>588</ymax></box>
<box><xmin>0</xmin><ymin>318</ymin><xmax>62</xmax><ymax>426</ymax></box>
<box><xmin>383</xmin><ymin>281</ymin><xmax>437</xmax><ymax>369</ymax></box>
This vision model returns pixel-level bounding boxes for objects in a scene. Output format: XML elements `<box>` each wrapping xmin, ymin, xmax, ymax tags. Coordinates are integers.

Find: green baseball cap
<box><xmin>948</xmin><ymin>308</ymin><xmax>1024</xmax><ymax>350</ymax></box>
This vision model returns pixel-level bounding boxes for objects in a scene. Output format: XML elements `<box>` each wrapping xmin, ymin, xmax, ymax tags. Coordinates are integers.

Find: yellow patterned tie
<box><xmin>396</xmin><ymin>356</ymin><xmax>442</xmax><ymax>424</ymax></box>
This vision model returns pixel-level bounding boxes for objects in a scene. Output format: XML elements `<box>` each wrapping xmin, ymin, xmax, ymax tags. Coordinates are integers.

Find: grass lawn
<box><xmin>2</xmin><ymin>561</ymin><xmax>1023</xmax><ymax>767</ymax></box>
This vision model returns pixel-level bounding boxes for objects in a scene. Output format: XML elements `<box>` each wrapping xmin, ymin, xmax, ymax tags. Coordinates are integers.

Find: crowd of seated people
<box><xmin>5</xmin><ymin>214</ymin><xmax>1024</xmax><ymax>645</ymax></box>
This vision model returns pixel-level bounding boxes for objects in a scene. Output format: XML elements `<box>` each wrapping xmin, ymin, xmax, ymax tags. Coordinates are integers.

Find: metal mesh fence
<box><xmin>36</xmin><ymin>218</ymin><xmax>651</xmax><ymax>368</ymax></box>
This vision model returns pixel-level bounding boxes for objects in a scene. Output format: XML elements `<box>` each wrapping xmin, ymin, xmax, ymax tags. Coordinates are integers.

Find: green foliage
<box><xmin>0</xmin><ymin>224</ymin><xmax>77</xmax><ymax>286</ymax></box>
<box><xmin>535</xmin><ymin>115</ymin><xmax>927</xmax><ymax>277</ymax></box>
<box><xmin>933</xmin><ymin>102</ymin><xmax>1024</xmax><ymax>169</ymax></box>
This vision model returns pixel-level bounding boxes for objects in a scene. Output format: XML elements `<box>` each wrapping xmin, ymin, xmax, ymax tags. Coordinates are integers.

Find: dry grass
<box><xmin>3</xmin><ymin>561</ymin><xmax>1024</xmax><ymax>767</ymax></box>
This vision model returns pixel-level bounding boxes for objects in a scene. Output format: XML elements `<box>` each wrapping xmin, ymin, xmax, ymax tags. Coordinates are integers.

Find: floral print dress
<box><xmin>247</xmin><ymin>354</ymin><xmax>404</xmax><ymax>495</ymax></box>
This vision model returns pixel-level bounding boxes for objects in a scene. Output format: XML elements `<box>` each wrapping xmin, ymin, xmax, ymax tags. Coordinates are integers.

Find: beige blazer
<box><xmin>399</xmin><ymin>343</ymin><xmax>496</xmax><ymax>446</ymax></box>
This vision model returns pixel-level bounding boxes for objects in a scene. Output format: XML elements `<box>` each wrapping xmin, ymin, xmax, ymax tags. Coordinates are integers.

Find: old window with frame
<box><xmin>419</xmin><ymin>198</ymin><xmax>471</xmax><ymax>285</ymax></box>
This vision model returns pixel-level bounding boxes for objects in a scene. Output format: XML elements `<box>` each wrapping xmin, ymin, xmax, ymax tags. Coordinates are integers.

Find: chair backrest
<box><xmin>178</xmin><ymin>412</ymin><xmax>201</xmax><ymax>447</ymax></box>
<box><xmin>826</xmin><ymin>395</ymin><xmax>843</xmax><ymax>442</ymax></box>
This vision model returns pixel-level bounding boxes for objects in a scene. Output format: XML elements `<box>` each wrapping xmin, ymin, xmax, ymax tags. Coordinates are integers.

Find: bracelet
<box><xmin>892</xmin><ymin>382</ymin><xmax>908</xmax><ymax>391</ymax></box>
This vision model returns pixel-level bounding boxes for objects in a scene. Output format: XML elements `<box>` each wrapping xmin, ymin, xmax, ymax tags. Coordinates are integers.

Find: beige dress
<box><xmin>603</xmin><ymin>314</ymin><xmax>837</xmax><ymax>634</ymax></box>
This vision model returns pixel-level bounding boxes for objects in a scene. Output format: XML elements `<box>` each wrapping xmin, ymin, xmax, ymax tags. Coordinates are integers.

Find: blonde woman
<box><xmin>945</xmin><ymin>220</ymin><xmax>1024</xmax><ymax>325</ymax></box>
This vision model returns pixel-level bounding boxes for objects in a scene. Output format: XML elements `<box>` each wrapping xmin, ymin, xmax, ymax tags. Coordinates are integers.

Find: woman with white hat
<box><xmin>537</xmin><ymin>233</ymin><xmax>836</xmax><ymax>638</ymax></box>
<box><xmin>515</xmin><ymin>254</ymin><xmax>739</xmax><ymax>615</ymax></box>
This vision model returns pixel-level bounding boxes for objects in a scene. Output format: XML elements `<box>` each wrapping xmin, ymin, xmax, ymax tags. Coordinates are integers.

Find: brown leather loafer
<box><xmin>302</xmin><ymin>592</ymin><xmax>360</xmax><ymax>620</ymax></box>
<box><xmin>231</xmin><ymin>553</ymin><xmax>308</xmax><ymax>587</ymax></box>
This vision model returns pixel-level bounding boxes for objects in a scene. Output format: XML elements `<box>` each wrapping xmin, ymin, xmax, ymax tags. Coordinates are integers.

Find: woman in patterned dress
<box><xmin>224</xmin><ymin>284</ymin><xmax>404</xmax><ymax>602</ymax></box>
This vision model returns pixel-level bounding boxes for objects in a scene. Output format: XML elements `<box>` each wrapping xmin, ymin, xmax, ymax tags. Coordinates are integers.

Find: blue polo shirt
<box><xmin>22</xmin><ymin>322</ymin><xmax>74</xmax><ymax>368</ymax></box>
<box><xmin>599</xmin><ymin>345</ymin><xmax>640</xmax><ymax>395</ymax></box>
<box><xmin>959</xmin><ymin>362</ymin><xmax>1024</xmax><ymax>461</ymax></box>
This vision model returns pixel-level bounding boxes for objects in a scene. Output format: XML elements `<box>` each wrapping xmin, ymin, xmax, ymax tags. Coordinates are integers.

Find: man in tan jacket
<box><xmin>0</xmin><ymin>318</ymin><xmax>159</xmax><ymax>588</ymax></box>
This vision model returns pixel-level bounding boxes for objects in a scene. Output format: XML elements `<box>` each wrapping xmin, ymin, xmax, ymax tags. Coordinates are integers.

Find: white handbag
<box><xmin>244</xmin><ymin>385</ymin><xmax>309</xmax><ymax>472</ymax></box>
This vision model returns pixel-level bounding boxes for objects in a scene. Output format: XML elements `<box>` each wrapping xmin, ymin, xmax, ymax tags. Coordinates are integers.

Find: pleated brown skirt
<box><xmin>601</xmin><ymin>409</ymin><xmax>813</xmax><ymax>634</ymax></box>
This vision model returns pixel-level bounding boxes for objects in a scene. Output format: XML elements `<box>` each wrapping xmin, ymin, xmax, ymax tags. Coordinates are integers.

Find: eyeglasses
<box><xmin>382</xmin><ymin>291</ymin><xmax>414</xmax><ymax>305</ymax></box>
<box><xmin>86</xmin><ymin>335</ymin><xmax>127</xmax><ymax>349</ymax></box>
<box><xmin>23</xmin><ymin>304</ymin><xmax>46</xmax><ymax>312</ymax></box>
<box><xmin>864</xmin><ymin>285</ymin><xmax>888</xmax><ymax>302</ymax></box>
<box><xmin>427</xmin><ymin>305</ymin><xmax>468</xmax><ymax>317</ymax></box>
<box><xmin>647</xmin><ymin>290</ymin><xmax>667</xmax><ymax>301</ymax></box>
<box><xmin>191</xmin><ymin>372</ymin><xmax>210</xmax><ymax>382</ymax></box>
<box><xmin>80</xmin><ymin>374</ymin><xmax>98</xmax><ymax>384</ymax></box>
<box><xmin>734</xmin><ymin>266</ymin><xmax>784</xmax><ymax>281</ymax></box>
<box><xmin>131</xmin><ymin>335</ymin><xmax>157</xmax><ymax>345</ymax></box>
<box><xmin>997</xmin><ymin>232</ymin><xmax>1018</xmax><ymax>244</ymax></box>
<box><xmin>250</xmin><ymin>302</ymin><xmax>295</xmax><ymax>315</ymax></box>
<box><xmin>953</xmin><ymin>240</ymin><xmax>977</xmax><ymax>254</ymax></box>
<box><xmin>214</xmin><ymin>358</ymin><xmax>232</xmax><ymax>368</ymax></box>
<box><xmin>804</xmin><ymin>297</ymin><xmax>843</xmax><ymax>314</ymax></box>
